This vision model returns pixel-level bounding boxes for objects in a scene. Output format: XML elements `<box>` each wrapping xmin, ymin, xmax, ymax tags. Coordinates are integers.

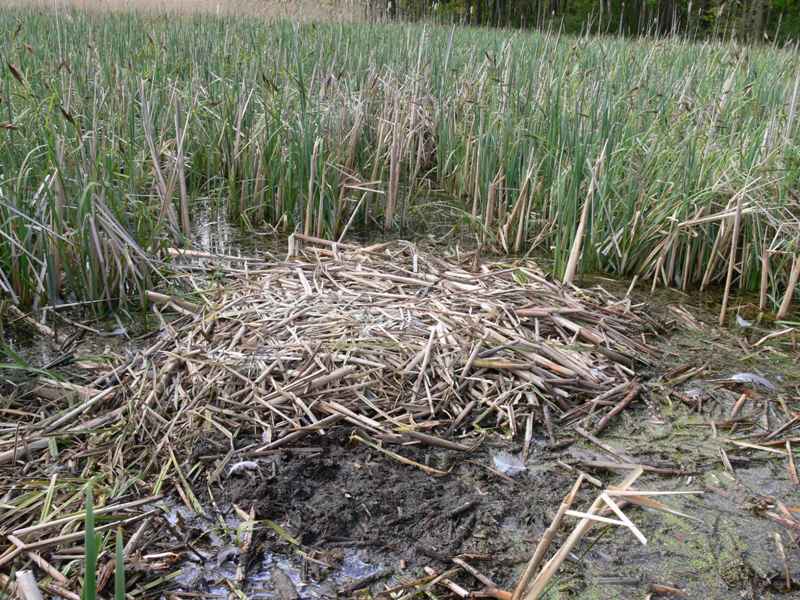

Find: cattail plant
<box><xmin>0</xmin><ymin>9</ymin><xmax>798</xmax><ymax>313</ymax></box>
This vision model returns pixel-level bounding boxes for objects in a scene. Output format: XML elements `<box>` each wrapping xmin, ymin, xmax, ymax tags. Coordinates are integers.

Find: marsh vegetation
<box><xmin>1</xmin><ymin>8</ymin><xmax>799</xmax><ymax>316</ymax></box>
<box><xmin>2</xmin><ymin>4</ymin><xmax>800</xmax><ymax>600</ymax></box>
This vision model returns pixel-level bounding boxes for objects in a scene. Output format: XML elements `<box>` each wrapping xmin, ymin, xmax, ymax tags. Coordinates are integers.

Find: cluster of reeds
<box><xmin>1</xmin><ymin>9</ymin><xmax>799</xmax><ymax>313</ymax></box>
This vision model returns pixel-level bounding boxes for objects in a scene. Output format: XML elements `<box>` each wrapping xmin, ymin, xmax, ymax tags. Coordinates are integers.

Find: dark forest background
<box><xmin>365</xmin><ymin>1</ymin><xmax>800</xmax><ymax>42</ymax></box>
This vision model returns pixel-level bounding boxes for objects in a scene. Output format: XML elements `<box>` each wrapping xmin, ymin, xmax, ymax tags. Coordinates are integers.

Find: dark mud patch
<box><xmin>178</xmin><ymin>428</ymin><xmax>800</xmax><ymax>598</ymax></box>
<box><xmin>187</xmin><ymin>431</ymin><xmax>570</xmax><ymax>596</ymax></box>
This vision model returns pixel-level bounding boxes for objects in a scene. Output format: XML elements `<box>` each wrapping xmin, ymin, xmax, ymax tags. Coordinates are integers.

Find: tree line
<box><xmin>365</xmin><ymin>1</ymin><xmax>800</xmax><ymax>42</ymax></box>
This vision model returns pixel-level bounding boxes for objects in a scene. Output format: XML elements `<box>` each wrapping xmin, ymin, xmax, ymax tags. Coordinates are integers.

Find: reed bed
<box><xmin>1</xmin><ymin>9</ymin><xmax>800</xmax><ymax>315</ymax></box>
<box><xmin>0</xmin><ymin>236</ymin><xmax>662</xmax><ymax>596</ymax></box>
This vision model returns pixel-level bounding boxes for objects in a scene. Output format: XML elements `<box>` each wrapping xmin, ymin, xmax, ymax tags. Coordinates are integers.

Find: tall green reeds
<box><xmin>83</xmin><ymin>486</ymin><xmax>97</xmax><ymax>600</ymax></box>
<box><xmin>79</xmin><ymin>485</ymin><xmax>126</xmax><ymax>600</ymax></box>
<box><xmin>0</xmin><ymin>9</ymin><xmax>798</xmax><ymax>312</ymax></box>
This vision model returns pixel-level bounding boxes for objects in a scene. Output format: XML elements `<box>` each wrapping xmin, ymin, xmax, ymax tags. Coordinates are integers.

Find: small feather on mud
<box><xmin>729</xmin><ymin>372</ymin><xmax>776</xmax><ymax>391</ymax></box>
<box><xmin>227</xmin><ymin>461</ymin><xmax>259</xmax><ymax>477</ymax></box>
<box><xmin>493</xmin><ymin>451</ymin><xmax>526</xmax><ymax>476</ymax></box>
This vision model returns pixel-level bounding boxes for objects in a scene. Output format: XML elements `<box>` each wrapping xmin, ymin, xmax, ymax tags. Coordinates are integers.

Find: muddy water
<box><xmin>163</xmin><ymin>498</ymin><xmax>388</xmax><ymax>598</ymax></box>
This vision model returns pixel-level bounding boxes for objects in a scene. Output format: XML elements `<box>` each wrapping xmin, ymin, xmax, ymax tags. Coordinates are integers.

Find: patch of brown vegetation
<box><xmin>5</xmin><ymin>0</ymin><xmax>362</xmax><ymax>20</ymax></box>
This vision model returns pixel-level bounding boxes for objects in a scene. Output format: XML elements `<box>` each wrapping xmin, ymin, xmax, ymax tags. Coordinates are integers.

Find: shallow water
<box><xmin>162</xmin><ymin>498</ymin><xmax>388</xmax><ymax>598</ymax></box>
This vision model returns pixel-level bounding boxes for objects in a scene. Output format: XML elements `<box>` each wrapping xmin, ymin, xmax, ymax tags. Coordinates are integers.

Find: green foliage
<box><xmin>82</xmin><ymin>486</ymin><xmax>97</xmax><ymax>600</ymax></box>
<box><xmin>80</xmin><ymin>486</ymin><xmax>127</xmax><ymax>599</ymax></box>
<box><xmin>115</xmin><ymin>528</ymin><xmax>125</xmax><ymax>600</ymax></box>
<box><xmin>392</xmin><ymin>1</ymin><xmax>799</xmax><ymax>42</ymax></box>
<box><xmin>0</xmin><ymin>8</ymin><xmax>798</xmax><ymax>310</ymax></box>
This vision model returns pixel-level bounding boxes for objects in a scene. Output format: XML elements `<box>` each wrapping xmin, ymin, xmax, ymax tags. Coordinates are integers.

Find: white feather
<box><xmin>227</xmin><ymin>461</ymin><xmax>259</xmax><ymax>477</ymax></box>
<box><xmin>493</xmin><ymin>451</ymin><xmax>526</xmax><ymax>476</ymax></box>
<box><xmin>730</xmin><ymin>372</ymin><xmax>776</xmax><ymax>391</ymax></box>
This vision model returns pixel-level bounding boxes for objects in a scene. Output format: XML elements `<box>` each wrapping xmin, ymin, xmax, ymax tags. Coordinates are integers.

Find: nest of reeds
<box><xmin>143</xmin><ymin>235</ymin><xmax>660</xmax><ymax>457</ymax></box>
<box><xmin>60</xmin><ymin>236</ymin><xmax>657</xmax><ymax>469</ymax></box>
<box><xmin>0</xmin><ymin>235</ymin><xmax>665</xmax><ymax>595</ymax></box>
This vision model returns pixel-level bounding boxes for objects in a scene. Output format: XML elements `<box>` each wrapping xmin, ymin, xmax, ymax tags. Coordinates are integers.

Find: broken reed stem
<box><xmin>175</xmin><ymin>98</ymin><xmax>191</xmax><ymax>238</ymax></box>
<box><xmin>512</xmin><ymin>475</ymin><xmax>584</xmax><ymax>600</ymax></box>
<box><xmin>522</xmin><ymin>468</ymin><xmax>643</xmax><ymax>600</ymax></box>
<box><xmin>563</xmin><ymin>193</ymin><xmax>590</xmax><ymax>286</ymax></box>
<box><xmin>564</xmin><ymin>142</ymin><xmax>607</xmax><ymax>286</ymax></box>
<box><xmin>592</xmin><ymin>383</ymin><xmax>640</xmax><ymax>435</ymax></box>
<box><xmin>305</xmin><ymin>138</ymin><xmax>322</xmax><ymax>237</ymax></box>
<box><xmin>776</xmin><ymin>253</ymin><xmax>800</xmax><ymax>320</ymax></box>
<box><xmin>385</xmin><ymin>105</ymin><xmax>401</xmax><ymax>232</ymax></box>
<box><xmin>422</xmin><ymin>566</ymin><xmax>470</xmax><ymax>598</ymax></box>
<box><xmin>141</xmin><ymin>81</ymin><xmax>178</xmax><ymax>238</ymax></box>
<box><xmin>6</xmin><ymin>305</ymin><xmax>64</xmax><ymax>343</ymax></box>
<box><xmin>12</xmin><ymin>496</ymin><xmax>161</xmax><ymax>538</ymax></box>
<box><xmin>352</xmin><ymin>434</ymin><xmax>450</xmax><ymax>477</ymax></box>
<box><xmin>759</xmin><ymin>246</ymin><xmax>770</xmax><ymax>312</ymax></box>
<box><xmin>787</xmin><ymin>440</ymin><xmax>799</xmax><ymax>485</ymax></box>
<box><xmin>774</xmin><ymin>532</ymin><xmax>791</xmax><ymax>592</ymax></box>
<box><xmin>719</xmin><ymin>194</ymin><xmax>742</xmax><ymax>327</ymax></box>
<box><xmin>452</xmin><ymin>557</ymin><xmax>497</xmax><ymax>589</ymax></box>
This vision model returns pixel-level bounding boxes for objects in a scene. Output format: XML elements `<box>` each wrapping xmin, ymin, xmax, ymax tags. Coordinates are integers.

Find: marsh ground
<box><xmin>180</xmin><ymin>285</ymin><xmax>800</xmax><ymax>599</ymax></box>
<box><xmin>5</xmin><ymin>253</ymin><xmax>799</xmax><ymax>599</ymax></box>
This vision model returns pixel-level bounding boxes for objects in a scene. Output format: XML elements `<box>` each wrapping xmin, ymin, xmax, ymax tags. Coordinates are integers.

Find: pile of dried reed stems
<box><xmin>6</xmin><ymin>235</ymin><xmax>658</xmax><ymax>470</ymax></box>
<box><xmin>0</xmin><ymin>235</ymin><xmax>663</xmax><ymax>596</ymax></box>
